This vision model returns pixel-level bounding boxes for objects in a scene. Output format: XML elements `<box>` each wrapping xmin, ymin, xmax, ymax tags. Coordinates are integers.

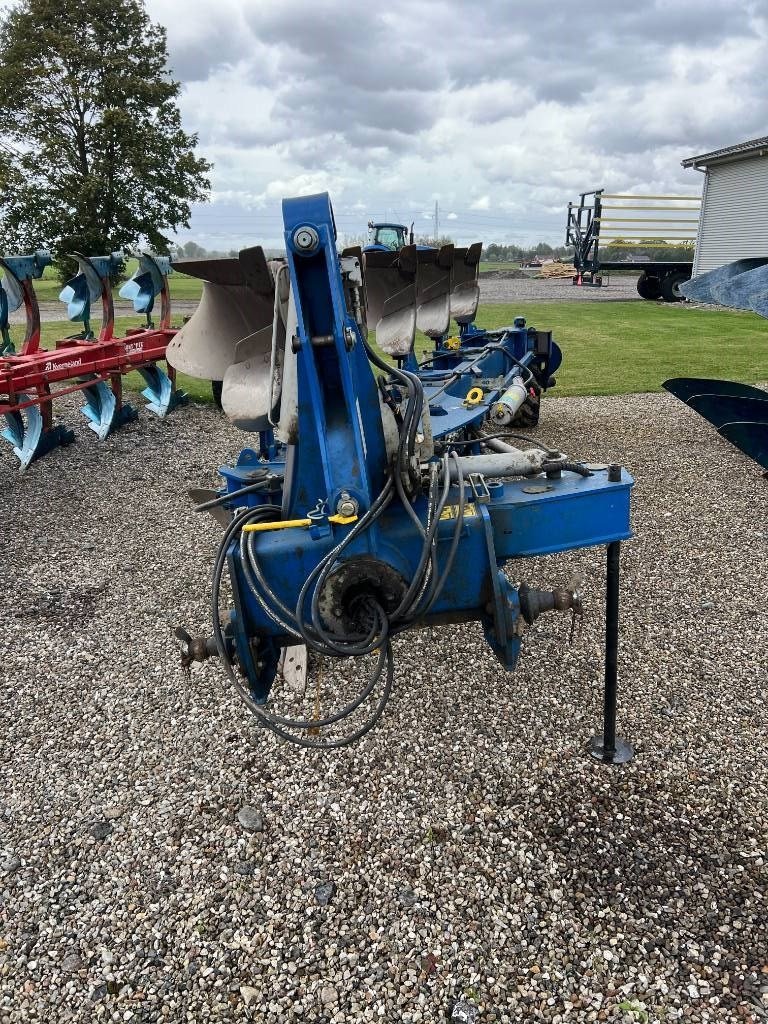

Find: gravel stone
<box><xmin>240</xmin><ymin>985</ymin><xmax>259</xmax><ymax>1005</ymax></box>
<box><xmin>320</xmin><ymin>985</ymin><xmax>339</xmax><ymax>1006</ymax></box>
<box><xmin>1</xmin><ymin>389</ymin><xmax>766</xmax><ymax>1023</ymax></box>
<box><xmin>314</xmin><ymin>881</ymin><xmax>337</xmax><ymax>906</ymax></box>
<box><xmin>0</xmin><ymin>850</ymin><xmax>20</xmax><ymax>874</ymax></box>
<box><xmin>236</xmin><ymin>804</ymin><xmax>264</xmax><ymax>832</ymax></box>
<box><xmin>60</xmin><ymin>953</ymin><xmax>84</xmax><ymax>973</ymax></box>
<box><xmin>452</xmin><ymin>999</ymin><xmax>480</xmax><ymax>1022</ymax></box>
<box><xmin>87</xmin><ymin>820</ymin><xmax>112</xmax><ymax>840</ymax></box>
<box><xmin>397</xmin><ymin>887</ymin><xmax>416</xmax><ymax>908</ymax></box>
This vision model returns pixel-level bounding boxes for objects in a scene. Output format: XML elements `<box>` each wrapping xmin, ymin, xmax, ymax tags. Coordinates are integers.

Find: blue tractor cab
<box><xmin>365</xmin><ymin>220</ymin><xmax>413</xmax><ymax>252</ymax></box>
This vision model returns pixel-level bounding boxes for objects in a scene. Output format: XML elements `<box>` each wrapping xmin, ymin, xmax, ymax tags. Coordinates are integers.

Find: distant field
<box><xmin>479</xmin><ymin>261</ymin><xmax>521</xmax><ymax>272</ymax></box>
<box><xmin>23</xmin><ymin>298</ymin><xmax>768</xmax><ymax>406</ymax></box>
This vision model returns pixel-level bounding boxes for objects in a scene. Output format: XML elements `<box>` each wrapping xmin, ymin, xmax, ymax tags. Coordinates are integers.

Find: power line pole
<box><xmin>434</xmin><ymin>200</ymin><xmax>439</xmax><ymax>244</ymax></box>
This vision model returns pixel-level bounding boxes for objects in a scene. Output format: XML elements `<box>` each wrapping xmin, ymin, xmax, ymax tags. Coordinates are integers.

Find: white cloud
<box><xmin>136</xmin><ymin>0</ymin><xmax>768</xmax><ymax>249</ymax></box>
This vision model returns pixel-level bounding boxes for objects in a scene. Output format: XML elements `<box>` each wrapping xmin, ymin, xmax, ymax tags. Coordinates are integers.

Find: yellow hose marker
<box><xmin>444</xmin><ymin>336</ymin><xmax>460</xmax><ymax>350</ymax></box>
<box><xmin>465</xmin><ymin>386</ymin><xmax>484</xmax><ymax>406</ymax></box>
<box><xmin>243</xmin><ymin>514</ymin><xmax>358</xmax><ymax>533</ymax></box>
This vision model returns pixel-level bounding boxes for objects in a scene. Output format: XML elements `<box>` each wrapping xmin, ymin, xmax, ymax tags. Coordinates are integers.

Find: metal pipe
<box><xmin>589</xmin><ymin>539</ymin><xmax>634</xmax><ymax>765</ymax></box>
<box><xmin>448</xmin><ymin>451</ymin><xmax>545</xmax><ymax>480</ymax></box>
<box><xmin>482</xmin><ymin>435</ymin><xmax>523</xmax><ymax>454</ymax></box>
<box><xmin>603</xmin><ymin>540</ymin><xmax>620</xmax><ymax>752</ymax></box>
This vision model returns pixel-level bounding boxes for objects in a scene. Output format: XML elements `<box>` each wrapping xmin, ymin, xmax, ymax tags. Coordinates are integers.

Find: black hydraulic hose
<box><xmin>299</xmin><ymin>479</ymin><xmax>396</xmax><ymax>656</ymax></box>
<box><xmin>363</xmin><ymin>335</ymin><xmax>424</xmax><ymax>492</ymax></box>
<box><xmin>541</xmin><ymin>460</ymin><xmax>593</xmax><ymax>477</ymax></box>
<box><xmin>249</xmin><ymin>644</ymin><xmax>395</xmax><ymax>750</ymax></box>
<box><xmin>250</xmin><ymin>627</ymin><xmax>389</xmax><ymax>731</ymax></box>
<box><xmin>394</xmin><ymin>455</ymin><xmax>451</xmax><ymax>621</ymax></box>
<box><xmin>210</xmin><ymin>505</ymin><xmax>396</xmax><ymax>747</ymax></box>
<box><xmin>390</xmin><ymin>467</ymin><xmax>439</xmax><ymax>621</ymax></box>
<box><xmin>194</xmin><ymin>476</ymin><xmax>270</xmax><ymax>513</ymax></box>
<box><xmin>420</xmin><ymin>450</ymin><xmax>466</xmax><ymax>617</ymax></box>
<box><xmin>468</xmin><ymin>430</ymin><xmax>552</xmax><ymax>453</ymax></box>
<box><xmin>422</xmin><ymin>346</ymin><xmax>495</xmax><ymax>402</ymax></box>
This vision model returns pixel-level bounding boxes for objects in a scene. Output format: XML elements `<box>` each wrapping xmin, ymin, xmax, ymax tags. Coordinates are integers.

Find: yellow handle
<box><xmin>243</xmin><ymin>514</ymin><xmax>358</xmax><ymax>533</ymax></box>
<box><xmin>465</xmin><ymin>386</ymin><xmax>484</xmax><ymax>406</ymax></box>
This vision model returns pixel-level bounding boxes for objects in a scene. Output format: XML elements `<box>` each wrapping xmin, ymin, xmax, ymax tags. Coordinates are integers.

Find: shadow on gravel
<box><xmin>506</xmin><ymin>769</ymin><xmax>767</xmax><ymax>1012</ymax></box>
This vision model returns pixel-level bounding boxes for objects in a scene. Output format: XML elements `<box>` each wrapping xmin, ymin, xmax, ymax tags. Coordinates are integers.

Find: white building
<box><xmin>682</xmin><ymin>136</ymin><xmax>768</xmax><ymax>276</ymax></box>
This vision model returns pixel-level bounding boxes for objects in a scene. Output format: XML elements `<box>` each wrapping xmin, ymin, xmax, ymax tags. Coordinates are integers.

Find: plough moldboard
<box><xmin>0</xmin><ymin>251</ymin><xmax>187</xmax><ymax>470</ymax></box>
<box><xmin>664</xmin><ymin>259</ymin><xmax>768</xmax><ymax>472</ymax></box>
<box><xmin>168</xmin><ymin>236</ymin><xmax>562</xmax><ymax>438</ymax></box>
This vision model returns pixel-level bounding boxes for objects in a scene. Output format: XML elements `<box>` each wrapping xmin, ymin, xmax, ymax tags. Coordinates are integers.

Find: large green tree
<box><xmin>0</xmin><ymin>0</ymin><xmax>211</xmax><ymax>272</ymax></box>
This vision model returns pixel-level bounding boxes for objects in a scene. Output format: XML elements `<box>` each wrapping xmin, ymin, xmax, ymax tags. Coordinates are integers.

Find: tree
<box><xmin>181</xmin><ymin>241</ymin><xmax>207</xmax><ymax>259</ymax></box>
<box><xmin>342</xmin><ymin>233</ymin><xmax>368</xmax><ymax>249</ymax></box>
<box><xmin>0</xmin><ymin>0</ymin><xmax>211</xmax><ymax>276</ymax></box>
<box><xmin>415</xmin><ymin>234</ymin><xmax>454</xmax><ymax>247</ymax></box>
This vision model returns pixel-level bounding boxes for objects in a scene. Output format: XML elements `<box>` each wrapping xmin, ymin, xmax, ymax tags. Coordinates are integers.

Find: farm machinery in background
<box><xmin>0</xmin><ymin>251</ymin><xmax>187</xmax><ymax>469</ymax></box>
<box><xmin>171</xmin><ymin>192</ymin><xmax>634</xmax><ymax>763</ymax></box>
<box><xmin>360</xmin><ymin>219</ymin><xmax>560</xmax><ymax>425</ymax></box>
<box><xmin>365</xmin><ymin>220</ymin><xmax>414</xmax><ymax>251</ymax></box>
<box><xmin>566</xmin><ymin>189</ymin><xmax>700</xmax><ymax>300</ymax></box>
<box><xmin>664</xmin><ymin>258</ymin><xmax>768</xmax><ymax>471</ymax></box>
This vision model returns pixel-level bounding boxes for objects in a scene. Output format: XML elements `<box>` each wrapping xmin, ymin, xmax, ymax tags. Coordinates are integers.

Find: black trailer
<box><xmin>566</xmin><ymin>189</ymin><xmax>701</xmax><ymax>302</ymax></box>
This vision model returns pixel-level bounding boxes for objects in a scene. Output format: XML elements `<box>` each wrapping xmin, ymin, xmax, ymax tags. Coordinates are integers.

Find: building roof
<box><xmin>682</xmin><ymin>136</ymin><xmax>768</xmax><ymax>168</ymax></box>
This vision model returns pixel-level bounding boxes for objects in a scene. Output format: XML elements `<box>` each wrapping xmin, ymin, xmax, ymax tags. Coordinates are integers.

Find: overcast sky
<box><xmin>27</xmin><ymin>0</ymin><xmax>768</xmax><ymax>249</ymax></box>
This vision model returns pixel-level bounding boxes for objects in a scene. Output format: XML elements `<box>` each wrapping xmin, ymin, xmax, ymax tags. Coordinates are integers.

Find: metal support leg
<box><xmin>589</xmin><ymin>541</ymin><xmax>634</xmax><ymax>764</ymax></box>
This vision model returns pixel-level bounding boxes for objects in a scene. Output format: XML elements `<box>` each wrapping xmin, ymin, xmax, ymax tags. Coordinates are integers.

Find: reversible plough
<box><xmin>172</xmin><ymin>193</ymin><xmax>634</xmax><ymax>760</ymax></box>
<box><xmin>0</xmin><ymin>251</ymin><xmax>187</xmax><ymax>470</ymax></box>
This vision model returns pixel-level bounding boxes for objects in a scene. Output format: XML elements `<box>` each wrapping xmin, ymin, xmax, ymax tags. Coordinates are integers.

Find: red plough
<box><xmin>0</xmin><ymin>252</ymin><xmax>187</xmax><ymax>470</ymax></box>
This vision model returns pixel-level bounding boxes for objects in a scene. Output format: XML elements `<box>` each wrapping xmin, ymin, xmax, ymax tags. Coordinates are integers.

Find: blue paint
<box><xmin>211</xmin><ymin>193</ymin><xmax>633</xmax><ymax>705</ymax></box>
<box><xmin>119</xmin><ymin>254</ymin><xmax>172</xmax><ymax>320</ymax></box>
<box><xmin>59</xmin><ymin>252</ymin><xmax>122</xmax><ymax>329</ymax></box>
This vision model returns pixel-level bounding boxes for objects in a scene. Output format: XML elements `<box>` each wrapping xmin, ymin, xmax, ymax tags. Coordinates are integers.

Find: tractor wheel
<box><xmin>511</xmin><ymin>390</ymin><xmax>541</xmax><ymax>428</ymax></box>
<box><xmin>661</xmin><ymin>271</ymin><xmax>690</xmax><ymax>303</ymax></box>
<box><xmin>636</xmin><ymin>274</ymin><xmax>662</xmax><ymax>300</ymax></box>
<box><xmin>211</xmin><ymin>380</ymin><xmax>223</xmax><ymax>409</ymax></box>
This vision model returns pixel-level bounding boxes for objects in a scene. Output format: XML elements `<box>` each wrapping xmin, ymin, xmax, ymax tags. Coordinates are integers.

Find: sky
<box><xmin>21</xmin><ymin>0</ymin><xmax>768</xmax><ymax>250</ymax></box>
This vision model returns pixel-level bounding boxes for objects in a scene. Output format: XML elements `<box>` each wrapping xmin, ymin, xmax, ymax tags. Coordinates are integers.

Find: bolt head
<box><xmin>293</xmin><ymin>226</ymin><xmax>319</xmax><ymax>252</ymax></box>
<box><xmin>337</xmin><ymin>498</ymin><xmax>357</xmax><ymax>517</ymax></box>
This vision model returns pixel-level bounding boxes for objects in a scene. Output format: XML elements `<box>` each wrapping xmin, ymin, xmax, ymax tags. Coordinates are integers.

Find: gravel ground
<box><xmin>12</xmin><ymin>300</ymin><xmax>201</xmax><ymax>324</ymax></box>
<box><xmin>479</xmin><ymin>275</ymin><xmax>641</xmax><ymax>305</ymax></box>
<box><xmin>1</xmin><ymin>392</ymin><xmax>767</xmax><ymax>1023</ymax></box>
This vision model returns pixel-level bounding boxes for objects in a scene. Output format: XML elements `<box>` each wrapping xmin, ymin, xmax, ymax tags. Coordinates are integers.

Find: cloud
<box><xmin>138</xmin><ymin>0</ymin><xmax>768</xmax><ymax>249</ymax></box>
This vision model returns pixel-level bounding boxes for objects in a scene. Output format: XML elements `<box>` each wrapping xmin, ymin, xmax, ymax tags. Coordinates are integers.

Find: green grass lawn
<box><xmin>15</xmin><ymin>299</ymin><xmax>768</xmax><ymax>405</ymax></box>
<box><xmin>32</xmin><ymin>259</ymin><xmax>204</xmax><ymax>303</ymax></box>
<box><xmin>474</xmin><ymin>301</ymin><xmax>768</xmax><ymax>396</ymax></box>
